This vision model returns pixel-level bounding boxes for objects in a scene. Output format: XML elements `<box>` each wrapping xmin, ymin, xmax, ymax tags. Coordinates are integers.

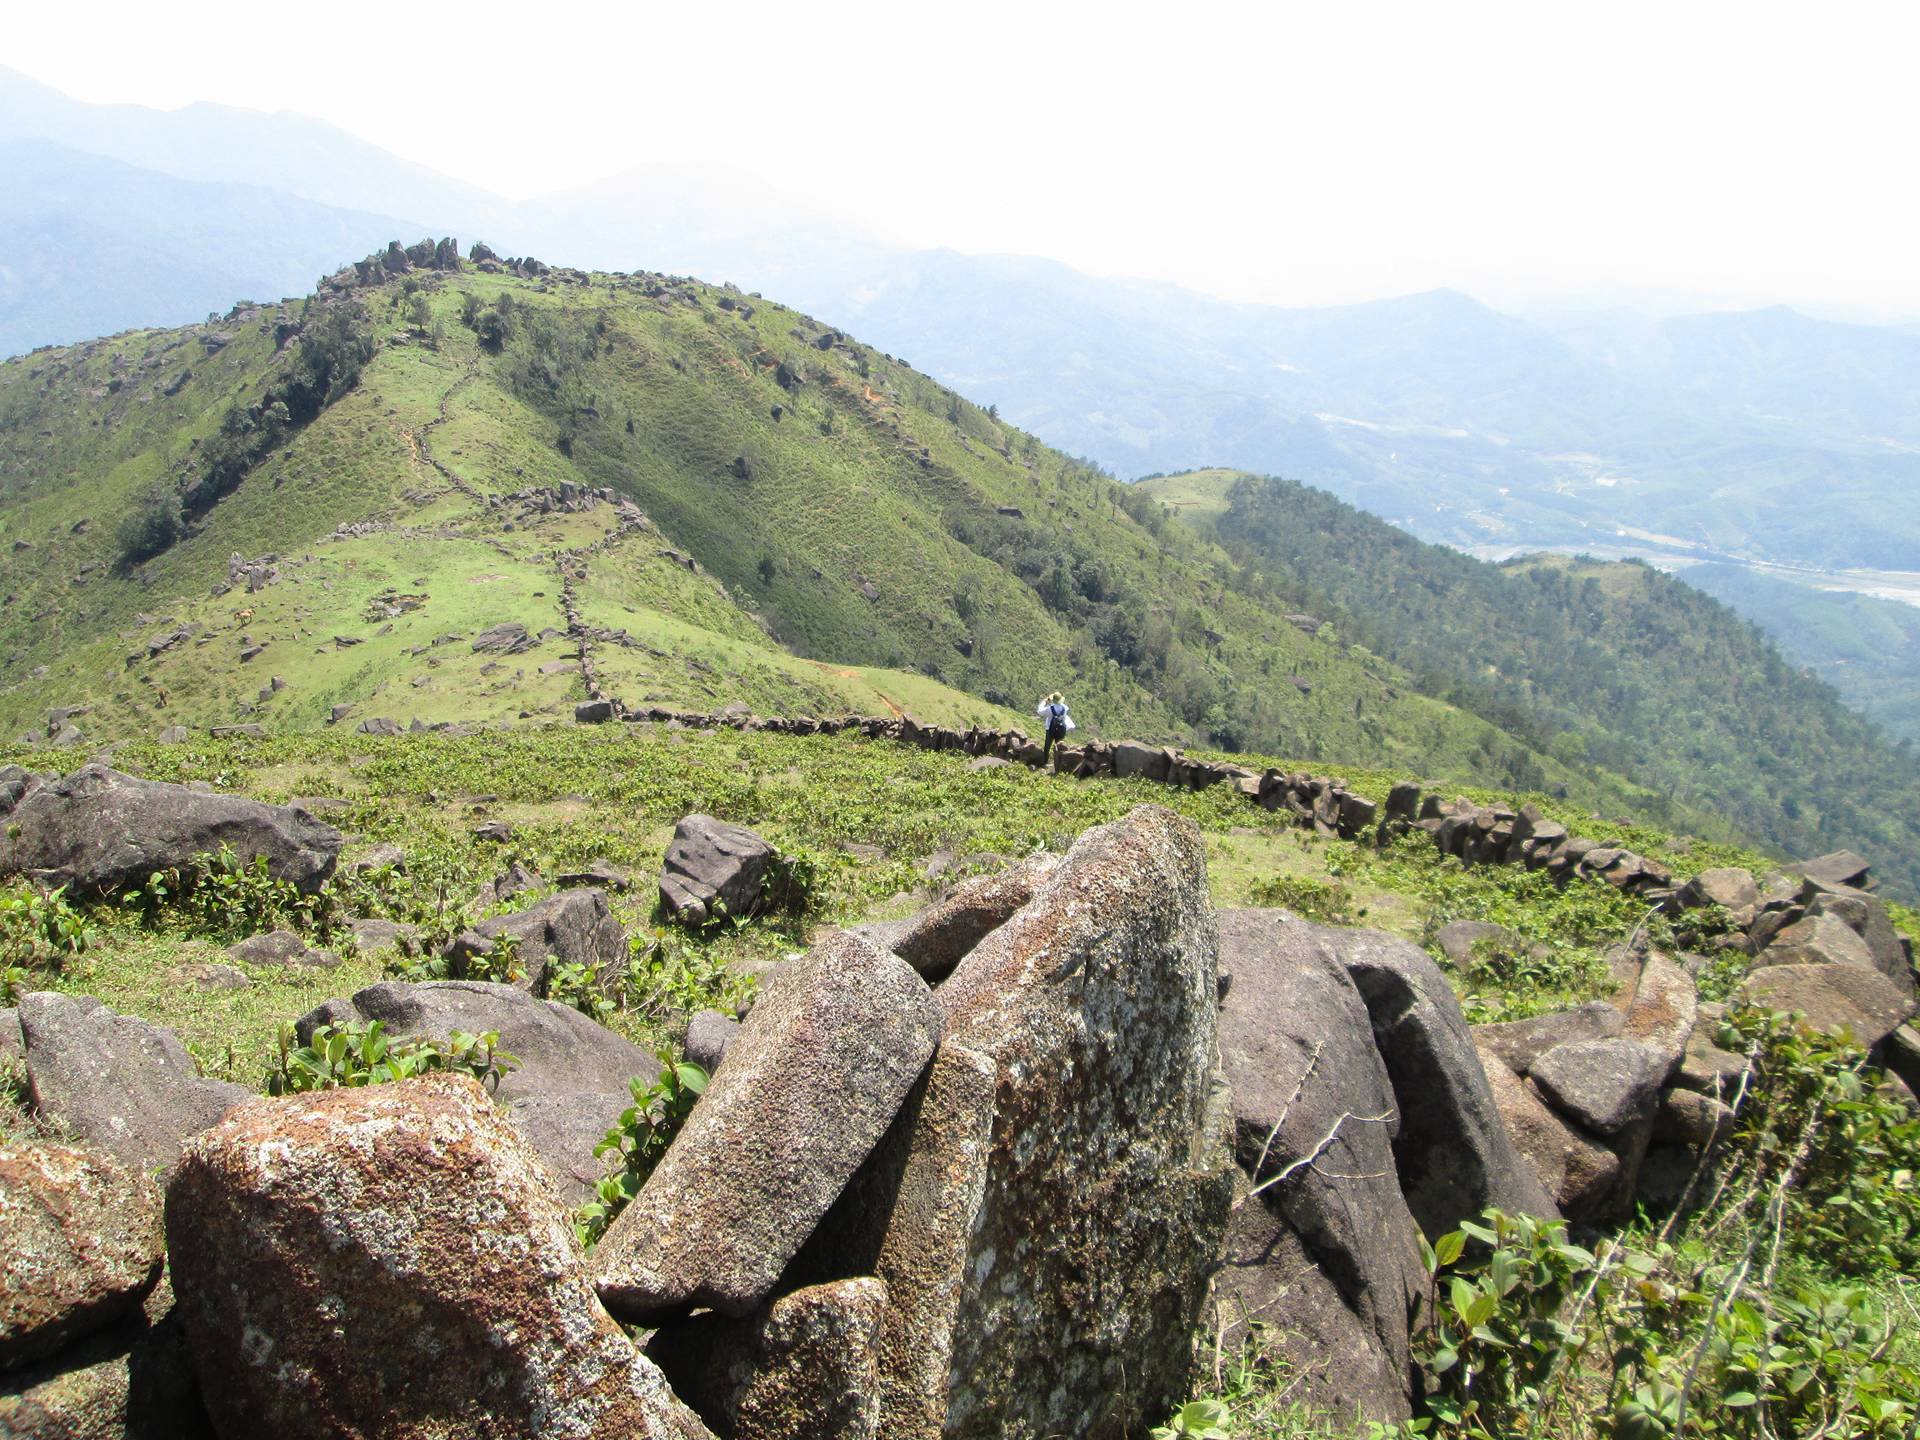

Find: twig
<box><xmin>1248</xmin><ymin>1109</ymin><xmax>1395</xmax><ymax>1197</ymax></box>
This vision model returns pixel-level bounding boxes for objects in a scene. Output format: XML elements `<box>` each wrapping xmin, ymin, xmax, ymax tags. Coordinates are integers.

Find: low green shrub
<box><xmin>0</xmin><ymin>880</ymin><xmax>96</xmax><ymax>984</ymax></box>
<box><xmin>573</xmin><ymin>1058</ymin><xmax>707</xmax><ymax>1247</ymax></box>
<box><xmin>1247</xmin><ymin>872</ymin><xmax>1363</xmax><ymax>926</ymax></box>
<box><xmin>126</xmin><ymin>844</ymin><xmax>341</xmax><ymax>942</ymax></box>
<box><xmin>265</xmin><ymin>1019</ymin><xmax>516</xmax><ymax>1095</ymax></box>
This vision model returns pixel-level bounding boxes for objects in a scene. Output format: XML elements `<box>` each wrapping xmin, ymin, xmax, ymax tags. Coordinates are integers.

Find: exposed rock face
<box><xmin>18</xmin><ymin>993</ymin><xmax>251</xmax><ymax>1175</ymax></box>
<box><xmin>444</xmin><ymin>888</ymin><xmax>627</xmax><ymax>996</ymax></box>
<box><xmin>166</xmin><ymin>1074</ymin><xmax>712</xmax><ymax>1440</ymax></box>
<box><xmin>1211</xmin><ymin>909</ymin><xmax>1425</xmax><ymax>1422</ymax></box>
<box><xmin>645</xmin><ymin>1278</ymin><xmax>887</xmax><ymax>1440</ymax></box>
<box><xmin>592</xmin><ymin>932</ymin><xmax>942</xmax><ymax>1321</ymax></box>
<box><xmin>1334</xmin><ymin>926</ymin><xmax>1560</xmax><ymax>1235</ymax></box>
<box><xmin>295</xmin><ymin>980</ymin><xmax>659</xmax><ymax>1202</ymax></box>
<box><xmin>1738</xmin><ymin>963</ymin><xmax>1914</xmax><ymax>1047</ymax></box>
<box><xmin>795</xmin><ymin>805</ymin><xmax>1235</xmax><ymax>1440</ymax></box>
<box><xmin>659</xmin><ymin>816</ymin><xmax>777</xmax><ymax>926</ymax></box>
<box><xmin>850</xmin><ymin>853</ymin><xmax>1059</xmax><ymax>981</ymax></box>
<box><xmin>0</xmin><ymin>1143</ymin><xmax>164</xmax><ymax>1370</ymax></box>
<box><xmin>0</xmin><ymin>764</ymin><xmax>342</xmax><ymax>898</ymax></box>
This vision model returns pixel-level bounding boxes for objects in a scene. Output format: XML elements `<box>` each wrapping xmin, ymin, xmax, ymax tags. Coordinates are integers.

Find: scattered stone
<box><xmin>593</xmin><ymin>931</ymin><xmax>942</xmax><ymax>1320</ymax></box>
<box><xmin>645</xmin><ymin>1278</ymin><xmax>888</xmax><ymax>1440</ymax></box>
<box><xmin>442</xmin><ymin>888</ymin><xmax>627</xmax><ymax>998</ymax></box>
<box><xmin>0</xmin><ymin>1142</ymin><xmax>164</xmax><ymax>1370</ymax></box>
<box><xmin>556</xmin><ymin>858</ymin><xmax>633</xmax><ymax>892</ymax></box>
<box><xmin>473</xmin><ymin>819</ymin><xmax>515</xmax><ymax>843</ymax></box>
<box><xmin>1473</xmin><ymin>1000</ymin><xmax>1624</xmax><ymax>1076</ymax></box>
<box><xmin>1476</xmin><ymin>1049</ymin><xmax>1620</xmax><ymax>1220</ymax></box>
<box><xmin>1794</xmin><ymin>850</ymin><xmax>1872</xmax><ymax>890</ymax></box>
<box><xmin>228</xmin><ymin>930</ymin><xmax>337</xmax><ymax>970</ymax></box>
<box><xmin>1676</xmin><ymin>1030</ymin><xmax>1753</xmax><ymax>1096</ymax></box>
<box><xmin>1681</xmin><ymin>867</ymin><xmax>1759</xmax><ymax>912</ymax></box>
<box><xmin>1434</xmin><ymin>920</ymin><xmax>1520</xmax><ymax>969</ymax></box>
<box><xmin>658</xmin><ymin>815</ymin><xmax>777</xmax><ymax>927</ymax></box>
<box><xmin>1757</xmin><ymin>911</ymin><xmax>1879</xmax><ymax>973</ymax></box>
<box><xmin>166</xmin><ymin>1074</ymin><xmax>713</xmax><ymax>1440</ymax></box>
<box><xmin>326</xmin><ymin>703</ymin><xmax>354</xmax><ymax>725</ymax></box>
<box><xmin>298</xmin><ymin>979</ymin><xmax>657</xmax><ymax>1201</ymax></box>
<box><xmin>1528</xmin><ymin>1039</ymin><xmax>1665</xmax><ymax>1136</ymax></box>
<box><xmin>355</xmin><ymin>716</ymin><xmax>401</xmax><ymax>737</ymax></box>
<box><xmin>471</xmin><ymin>622</ymin><xmax>537</xmax><ymax>655</ymax></box>
<box><xmin>1737</xmin><ymin>963</ymin><xmax>1914</xmax><ymax>1048</ymax></box>
<box><xmin>18</xmin><ymin>994</ymin><xmax>251</xmax><ymax>1175</ymax></box>
<box><xmin>155</xmin><ymin>726</ymin><xmax>191</xmax><ymax>744</ymax></box>
<box><xmin>1653</xmin><ymin>1088</ymin><xmax>1734</xmax><ymax>1148</ymax></box>
<box><xmin>344</xmin><ymin>916</ymin><xmax>419</xmax><ymax>956</ymax></box>
<box><xmin>0</xmin><ymin>763</ymin><xmax>342</xmax><ymax>898</ymax></box>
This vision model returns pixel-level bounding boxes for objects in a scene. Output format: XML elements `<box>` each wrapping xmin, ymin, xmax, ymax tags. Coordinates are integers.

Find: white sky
<box><xmin>7</xmin><ymin>0</ymin><xmax>1919</xmax><ymax>317</ymax></box>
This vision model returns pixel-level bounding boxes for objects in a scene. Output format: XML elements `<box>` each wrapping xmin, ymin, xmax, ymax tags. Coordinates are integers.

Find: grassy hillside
<box><xmin>1143</xmin><ymin>468</ymin><xmax>1920</xmax><ymax>899</ymax></box>
<box><xmin>0</xmin><ymin>252</ymin><xmax>1677</xmax><ymax>831</ymax></box>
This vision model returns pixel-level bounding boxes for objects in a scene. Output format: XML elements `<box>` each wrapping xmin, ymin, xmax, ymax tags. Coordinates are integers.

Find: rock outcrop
<box><xmin>793</xmin><ymin>805</ymin><xmax>1235</xmax><ymax>1440</ymax></box>
<box><xmin>0</xmin><ymin>764</ymin><xmax>342</xmax><ymax>897</ymax></box>
<box><xmin>166</xmin><ymin>1074</ymin><xmax>712</xmax><ymax>1440</ymax></box>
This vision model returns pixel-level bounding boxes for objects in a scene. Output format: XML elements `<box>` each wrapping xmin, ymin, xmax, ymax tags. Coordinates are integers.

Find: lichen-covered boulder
<box><xmin>18</xmin><ymin>993</ymin><xmax>251</xmax><ymax>1175</ymax></box>
<box><xmin>0</xmin><ymin>763</ymin><xmax>342</xmax><ymax>898</ymax></box>
<box><xmin>0</xmin><ymin>1283</ymin><xmax>209</xmax><ymax>1440</ymax></box>
<box><xmin>592</xmin><ymin>932</ymin><xmax>942</xmax><ymax>1321</ymax></box>
<box><xmin>0</xmin><ymin>1143</ymin><xmax>164</xmax><ymax>1370</ymax></box>
<box><xmin>165</xmin><ymin>1073</ymin><xmax>711</xmax><ymax>1440</ymax></box>
<box><xmin>793</xmin><ymin>805</ymin><xmax>1235</xmax><ymax>1440</ymax></box>
<box><xmin>645</xmin><ymin>1278</ymin><xmax>887</xmax><ymax>1439</ymax></box>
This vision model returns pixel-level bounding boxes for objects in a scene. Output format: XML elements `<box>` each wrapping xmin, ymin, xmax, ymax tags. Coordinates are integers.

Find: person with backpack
<box><xmin>1036</xmin><ymin>691</ymin><xmax>1075</xmax><ymax>763</ymax></box>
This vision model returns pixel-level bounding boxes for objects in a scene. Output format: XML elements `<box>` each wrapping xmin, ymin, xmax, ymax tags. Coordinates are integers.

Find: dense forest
<box><xmin>1183</xmin><ymin>472</ymin><xmax>1920</xmax><ymax>898</ymax></box>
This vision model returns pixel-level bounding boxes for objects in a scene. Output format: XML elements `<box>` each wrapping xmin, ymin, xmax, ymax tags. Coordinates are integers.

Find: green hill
<box><xmin>1141</xmin><ymin>467</ymin><xmax>1920</xmax><ymax>899</ymax></box>
<box><xmin>0</xmin><ymin>249</ymin><xmax>1664</xmax><ymax>818</ymax></box>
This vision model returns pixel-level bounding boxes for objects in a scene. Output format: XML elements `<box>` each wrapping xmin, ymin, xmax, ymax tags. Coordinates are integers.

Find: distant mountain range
<box><xmin>5</xmin><ymin>64</ymin><xmax>1918</xmax><ymax>739</ymax></box>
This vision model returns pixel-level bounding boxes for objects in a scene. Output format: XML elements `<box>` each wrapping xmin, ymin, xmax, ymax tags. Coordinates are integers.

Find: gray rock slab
<box><xmin>18</xmin><ymin>993</ymin><xmax>251</xmax><ymax>1176</ymax></box>
<box><xmin>592</xmin><ymin>931</ymin><xmax>942</xmax><ymax>1321</ymax></box>
<box><xmin>1335</xmin><ymin>924</ymin><xmax>1560</xmax><ymax>1235</ymax></box>
<box><xmin>1529</xmin><ymin>1038</ymin><xmax>1665</xmax><ymax>1136</ymax></box>
<box><xmin>1738</xmin><ymin>963</ymin><xmax>1914</xmax><ymax>1048</ymax></box>
<box><xmin>1472</xmin><ymin>1001</ymin><xmax>1624</xmax><ymax>1077</ymax></box>
<box><xmin>848</xmin><ymin>853</ymin><xmax>1058</xmax><ymax>981</ymax></box>
<box><xmin>0</xmin><ymin>763</ymin><xmax>341</xmax><ymax>898</ymax></box>
<box><xmin>658</xmin><ymin>816</ymin><xmax>776</xmax><ymax>927</ymax></box>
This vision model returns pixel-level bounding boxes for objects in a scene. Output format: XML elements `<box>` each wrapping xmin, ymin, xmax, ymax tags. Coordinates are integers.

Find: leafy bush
<box><xmin>1248</xmin><ymin>872</ymin><xmax>1362</xmax><ymax>926</ymax></box>
<box><xmin>0</xmin><ymin>881</ymin><xmax>97</xmax><ymax>972</ymax></box>
<box><xmin>126</xmin><ymin>845</ymin><xmax>339</xmax><ymax>942</ymax></box>
<box><xmin>266</xmin><ymin>1019</ymin><xmax>516</xmax><ymax>1095</ymax></box>
<box><xmin>573</xmin><ymin>1058</ymin><xmax>707</xmax><ymax>1247</ymax></box>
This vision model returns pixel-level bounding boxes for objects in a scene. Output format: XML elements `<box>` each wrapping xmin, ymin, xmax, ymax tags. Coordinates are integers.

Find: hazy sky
<box><xmin>8</xmin><ymin>0</ymin><xmax>1918</xmax><ymax>316</ymax></box>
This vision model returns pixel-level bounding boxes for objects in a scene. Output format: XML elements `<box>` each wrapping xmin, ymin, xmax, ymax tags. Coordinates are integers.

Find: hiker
<box><xmin>1036</xmin><ymin>691</ymin><xmax>1075</xmax><ymax>762</ymax></box>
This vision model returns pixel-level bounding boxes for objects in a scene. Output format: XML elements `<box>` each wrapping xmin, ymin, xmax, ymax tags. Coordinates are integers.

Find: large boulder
<box><xmin>295</xmin><ymin>980</ymin><xmax>660</xmax><ymax>1203</ymax></box>
<box><xmin>166</xmin><ymin>1074</ymin><xmax>712</xmax><ymax>1440</ymax></box>
<box><xmin>1211</xmin><ymin>909</ymin><xmax>1425</xmax><ymax>1422</ymax></box>
<box><xmin>1622</xmin><ymin>952</ymin><xmax>1699</xmax><ymax>1080</ymax></box>
<box><xmin>0</xmin><ymin>1142</ymin><xmax>164</xmax><ymax>1370</ymax></box>
<box><xmin>592</xmin><ymin>931</ymin><xmax>942</xmax><ymax>1321</ymax></box>
<box><xmin>1110</xmin><ymin>740</ymin><xmax>1173</xmax><ymax>783</ymax></box>
<box><xmin>849</xmin><ymin>853</ymin><xmax>1059</xmax><ymax>981</ymax></box>
<box><xmin>18</xmin><ymin>993</ymin><xmax>251</xmax><ymax>1175</ymax></box>
<box><xmin>645</xmin><ymin>1278</ymin><xmax>887</xmax><ymax>1440</ymax></box>
<box><xmin>658</xmin><ymin>815</ymin><xmax>778</xmax><ymax>927</ymax></box>
<box><xmin>0</xmin><ymin>764</ymin><xmax>342</xmax><ymax>898</ymax></box>
<box><xmin>1738</xmin><ymin>963</ymin><xmax>1914</xmax><ymax>1048</ymax></box>
<box><xmin>1333</xmin><ymin>925</ymin><xmax>1560</xmax><ymax>1235</ymax></box>
<box><xmin>1757</xmin><ymin>911</ymin><xmax>1880</xmax><ymax>975</ymax></box>
<box><xmin>1806</xmin><ymin>890</ymin><xmax>1916</xmax><ymax>999</ymax></box>
<box><xmin>445</xmin><ymin>888</ymin><xmax>627</xmax><ymax>996</ymax></box>
<box><xmin>791</xmin><ymin>805</ymin><xmax>1235</xmax><ymax>1440</ymax></box>
<box><xmin>1682</xmin><ymin>867</ymin><xmax>1760</xmax><ymax>913</ymax></box>
<box><xmin>1795</xmin><ymin>851</ymin><xmax>1872</xmax><ymax>890</ymax></box>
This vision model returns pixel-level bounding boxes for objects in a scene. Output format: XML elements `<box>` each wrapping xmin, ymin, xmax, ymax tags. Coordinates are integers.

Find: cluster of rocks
<box><xmin>221</xmin><ymin>552</ymin><xmax>278</xmax><ymax>595</ymax></box>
